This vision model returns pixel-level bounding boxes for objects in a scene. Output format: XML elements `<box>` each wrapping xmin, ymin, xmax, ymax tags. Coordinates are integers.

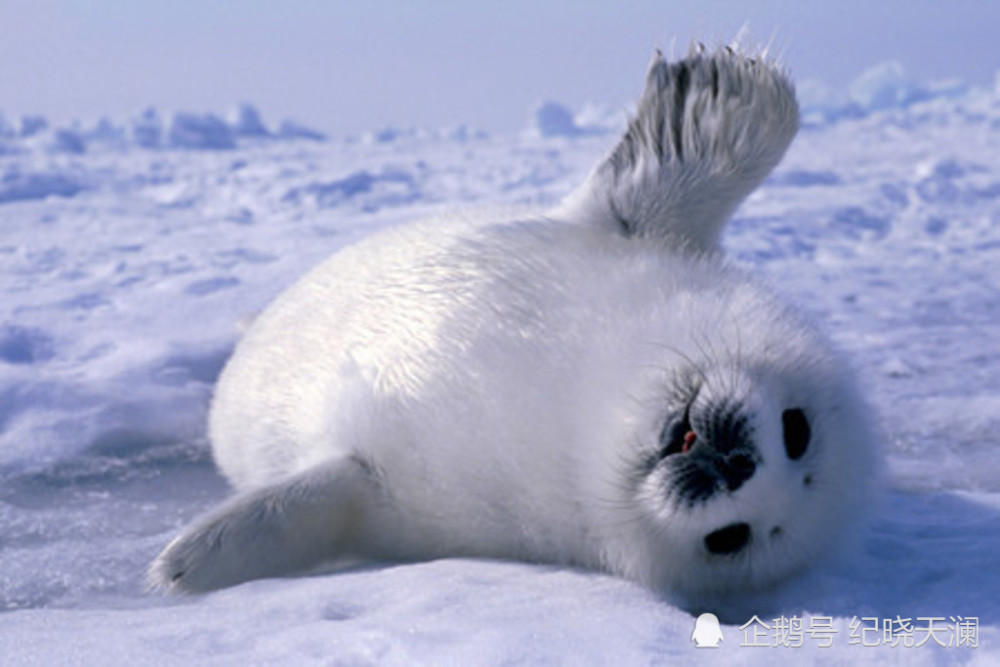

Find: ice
<box><xmin>529</xmin><ymin>100</ymin><xmax>611</xmax><ymax>138</ymax></box>
<box><xmin>800</xmin><ymin>63</ymin><xmax>981</xmax><ymax>127</ymax></box>
<box><xmin>228</xmin><ymin>104</ymin><xmax>270</xmax><ymax>138</ymax></box>
<box><xmin>282</xmin><ymin>167</ymin><xmax>420</xmax><ymax>212</ymax></box>
<box><xmin>130</xmin><ymin>109</ymin><xmax>164</xmax><ymax>149</ymax></box>
<box><xmin>531</xmin><ymin>100</ymin><xmax>582</xmax><ymax>137</ymax></box>
<box><xmin>49</xmin><ymin>128</ymin><xmax>86</xmax><ymax>155</ymax></box>
<box><xmin>0</xmin><ymin>167</ymin><xmax>85</xmax><ymax>204</ymax></box>
<box><xmin>573</xmin><ymin>102</ymin><xmax>624</xmax><ymax>135</ymax></box>
<box><xmin>17</xmin><ymin>115</ymin><xmax>48</xmax><ymax>139</ymax></box>
<box><xmin>849</xmin><ymin>62</ymin><xmax>922</xmax><ymax>112</ymax></box>
<box><xmin>276</xmin><ymin>119</ymin><xmax>326</xmax><ymax>142</ymax></box>
<box><xmin>167</xmin><ymin>112</ymin><xmax>237</xmax><ymax>150</ymax></box>
<box><xmin>0</xmin><ymin>113</ymin><xmax>14</xmax><ymax>139</ymax></box>
<box><xmin>797</xmin><ymin>79</ymin><xmax>864</xmax><ymax>126</ymax></box>
<box><xmin>86</xmin><ymin>118</ymin><xmax>127</xmax><ymax>144</ymax></box>
<box><xmin>361</xmin><ymin>126</ymin><xmax>412</xmax><ymax>144</ymax></box>
<box><xmin>442</xmin><ymin>124</ymin><xmax>488</xmax><ymax>142</ymax></box>
<box><xmin>2</xmin><ymin>60</ymin><xmax>1000</xmax><ymax>664</ymax></box>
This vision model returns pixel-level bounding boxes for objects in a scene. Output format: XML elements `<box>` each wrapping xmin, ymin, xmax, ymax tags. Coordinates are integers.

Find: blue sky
<box><xmin>1</xmin><ymin>0</ymin><xmax>997</xmax><ymax>134</ymax></box>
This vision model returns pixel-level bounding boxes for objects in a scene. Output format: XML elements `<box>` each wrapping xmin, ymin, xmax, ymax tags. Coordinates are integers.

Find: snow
<box><xmin>49</xmin><ymin>129</ymin><xmax>87</xmax><ymax>156</ymax></box>
<box><xmin>0</xmin><ymin>168</ymin><xmax>86</xmax><ymax>204</ymax></box>
<box><xmin>2</xmin><ymin>63</ymin><xmax>1000</xmax><ymax>664</ymax></box>
<box><xmin>17</xmin><ymin>116</ymin><xmax>48</xmax><ymax>139</ymax></box>
<box><xmin>277</xmin><ymin>119</ymin><xmax>327</xmax><ymax>142</ymax></box>
<box><xmin>849</xmin><ymin>62</ymin><xmax>924</xmax><ymax>112</ymax></box>
<box><xmin>529</xmin><ymin>100</ymin><xmax>613</xmax><ymax>138</ymax></box>
<box><xmin>531</xmin><ymin>101</ymin><xmax>583</xmax><ymax>138</ymax></box>
<box><xmin>228</xmin><ymin>104</ymin><xmax>271</xmax><ymax>139</ymax></box>
<box><xmin>167</xmin><ymin>112</ymin><xmax>237</xmax><ymax>151</ymax></box>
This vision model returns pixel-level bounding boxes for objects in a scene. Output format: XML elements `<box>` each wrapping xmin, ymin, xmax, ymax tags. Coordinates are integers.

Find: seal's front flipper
<box><xmin>564</xmin><ymin>44</ymin><xmax>799</xmax><ymax>253</ymax></box>
<box><xmin>148</xmin><ymin>455</ymin><xmax>381</xmax><ymax>593</ymax></box>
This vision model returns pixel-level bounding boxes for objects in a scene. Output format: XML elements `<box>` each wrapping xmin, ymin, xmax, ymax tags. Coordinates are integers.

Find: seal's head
<box><xmin>624</xmin><ymin>303</ymin><xmax>879</xmax><ymax>601</ymax></box>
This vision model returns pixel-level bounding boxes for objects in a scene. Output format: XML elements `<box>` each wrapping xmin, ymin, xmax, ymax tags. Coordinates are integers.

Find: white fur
<box><xmin>560</xmin><ymin>44</ymin><xmax>799</xmax><ymax>251</ymax></box>
<box><xmin>149</xmin><ymin>46</ymin><xmax>877</xmax><ymax>605</ymax></box>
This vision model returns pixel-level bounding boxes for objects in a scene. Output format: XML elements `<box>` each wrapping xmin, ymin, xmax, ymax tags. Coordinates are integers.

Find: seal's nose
<box><xmin>716</xmin><ymin>450</ymin><xmax>756</xmax><ymax>491</ymax></box>
<box><xmin>698</xmin><ymin>401</ymin><xmax>758</xmax><ymax>492</ymax></box>
<box><xmin>704</xmin><ymin>522</ymin><xmax>751</xmax><ymax>555</ymax></box>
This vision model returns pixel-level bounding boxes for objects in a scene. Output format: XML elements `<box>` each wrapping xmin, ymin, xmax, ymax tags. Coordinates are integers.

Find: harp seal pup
<box><xmin>149</xmin><ymin>45</ymin><xmax>879</xmax><ymax>606</ymax></box>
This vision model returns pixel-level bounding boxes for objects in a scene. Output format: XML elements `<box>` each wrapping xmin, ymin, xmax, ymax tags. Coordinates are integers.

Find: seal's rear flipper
<box><xmin>147</xmin><ymin>455</ymin><xmax>382</xmax><ymax>592</ymax></box>
<box><xmin>563</xmin><ymin>44</ymin><xmax>798</xmax><ymax>253</ymax></box>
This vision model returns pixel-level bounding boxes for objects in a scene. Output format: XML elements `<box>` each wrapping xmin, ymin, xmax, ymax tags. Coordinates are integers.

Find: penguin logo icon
<box><xmin>691</xmin><ymin>612</ymin><xmax>724</xmax><ymax>648</ymax></box>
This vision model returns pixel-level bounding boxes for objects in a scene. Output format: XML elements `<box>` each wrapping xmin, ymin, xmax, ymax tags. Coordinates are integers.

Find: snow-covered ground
<box><xmin>2</xmin><ymin>64</ymin><xmax>1000</xmax><ymax>664</ymax></box>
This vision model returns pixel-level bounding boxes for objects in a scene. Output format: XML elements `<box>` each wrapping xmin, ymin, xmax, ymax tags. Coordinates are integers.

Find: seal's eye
<box><xmin>782</xmin><ymin>408</ymin><xmax>810</xmax><ymax>460</ymax></box>
<box><xmin>659</xmin><ymin>403</ymin><xmax>695</xmax><ymax>458</ymax></box>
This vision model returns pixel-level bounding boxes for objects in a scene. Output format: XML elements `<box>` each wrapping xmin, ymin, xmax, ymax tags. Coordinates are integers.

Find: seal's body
<box><xmin>150</xmin><ymin>46</ymin><xmax>878</xmax><ymax>605</ymax></box>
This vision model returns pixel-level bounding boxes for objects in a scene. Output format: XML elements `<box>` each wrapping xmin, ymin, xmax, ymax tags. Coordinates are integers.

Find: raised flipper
<box><xmin>563</xmin><ymin>44</ymin><xmax>799</xmax><ymax>253</ymax></box>
<box><xmin>148</xmin><ymin>454</ymin><xmax>383</xmax><ymax>592</ymax></box>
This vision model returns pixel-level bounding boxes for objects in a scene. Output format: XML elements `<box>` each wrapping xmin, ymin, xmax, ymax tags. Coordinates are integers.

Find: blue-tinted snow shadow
<box><xmin>0</xmin><ymin>438</ymin><xmax>229</xmax><ymax>611</ymax></box>
<box><xmin>773</xmin><ymin>490</ymin><xmax>1000</xmax><ymax>626</ymax></box>
<box><xmin>850</xmin><ymin>491</ymin><xmax>1000</xmax><ymax>621</ymax></box>
<box><xmin>0</xmin><ymin>438</ymin><xmax>226</xmax><ymax>512</ymax></box>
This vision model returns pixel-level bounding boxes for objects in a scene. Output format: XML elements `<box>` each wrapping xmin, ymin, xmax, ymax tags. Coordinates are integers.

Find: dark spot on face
<box><xmin>655</xmin><ymin>399</ymin><xmax>760</xmax><ymax>504</ymax></box>
<box><xmin>718</xmin><ymin>450</ymin><xmax>756</xmax><ymax>492</ymax></box>
<box><xmin>704</xmin><ymin>522</ymin><xmax>751</xmax><ymax>555</ymax></box>
<box><xmin>726</xmin><ymin>452</ymin><xmax>755</xmax><ymax>475</ymax></box>
<box><xmin>658</xmin><ymin>402</ymin><xmax>694</xmax><ymax>459</ymax></box>
<box><xmin>670</xmin><ymin>458</ymin><xmax>722</xmax><ymax>504</ymax></box>
<box><xmin>782</xmin><ymin>408</ymin><xmax>811</xmax><ymax>460</ymax></box>
<box><xmin>804</xmin><ymin>474</ymin><xmax>813</xmax><ymax>487</ymax></box>
<box><xmin>770</xmin><ymin>526</ymin><xmax>782</xmax><ymax>538</ymax></box>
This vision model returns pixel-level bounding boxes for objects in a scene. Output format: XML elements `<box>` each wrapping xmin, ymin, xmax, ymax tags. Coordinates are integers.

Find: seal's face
<box><xmin>631</xmin><ymin>356</ymin><xmax>872</xmax><ymax>595</ymax></box>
